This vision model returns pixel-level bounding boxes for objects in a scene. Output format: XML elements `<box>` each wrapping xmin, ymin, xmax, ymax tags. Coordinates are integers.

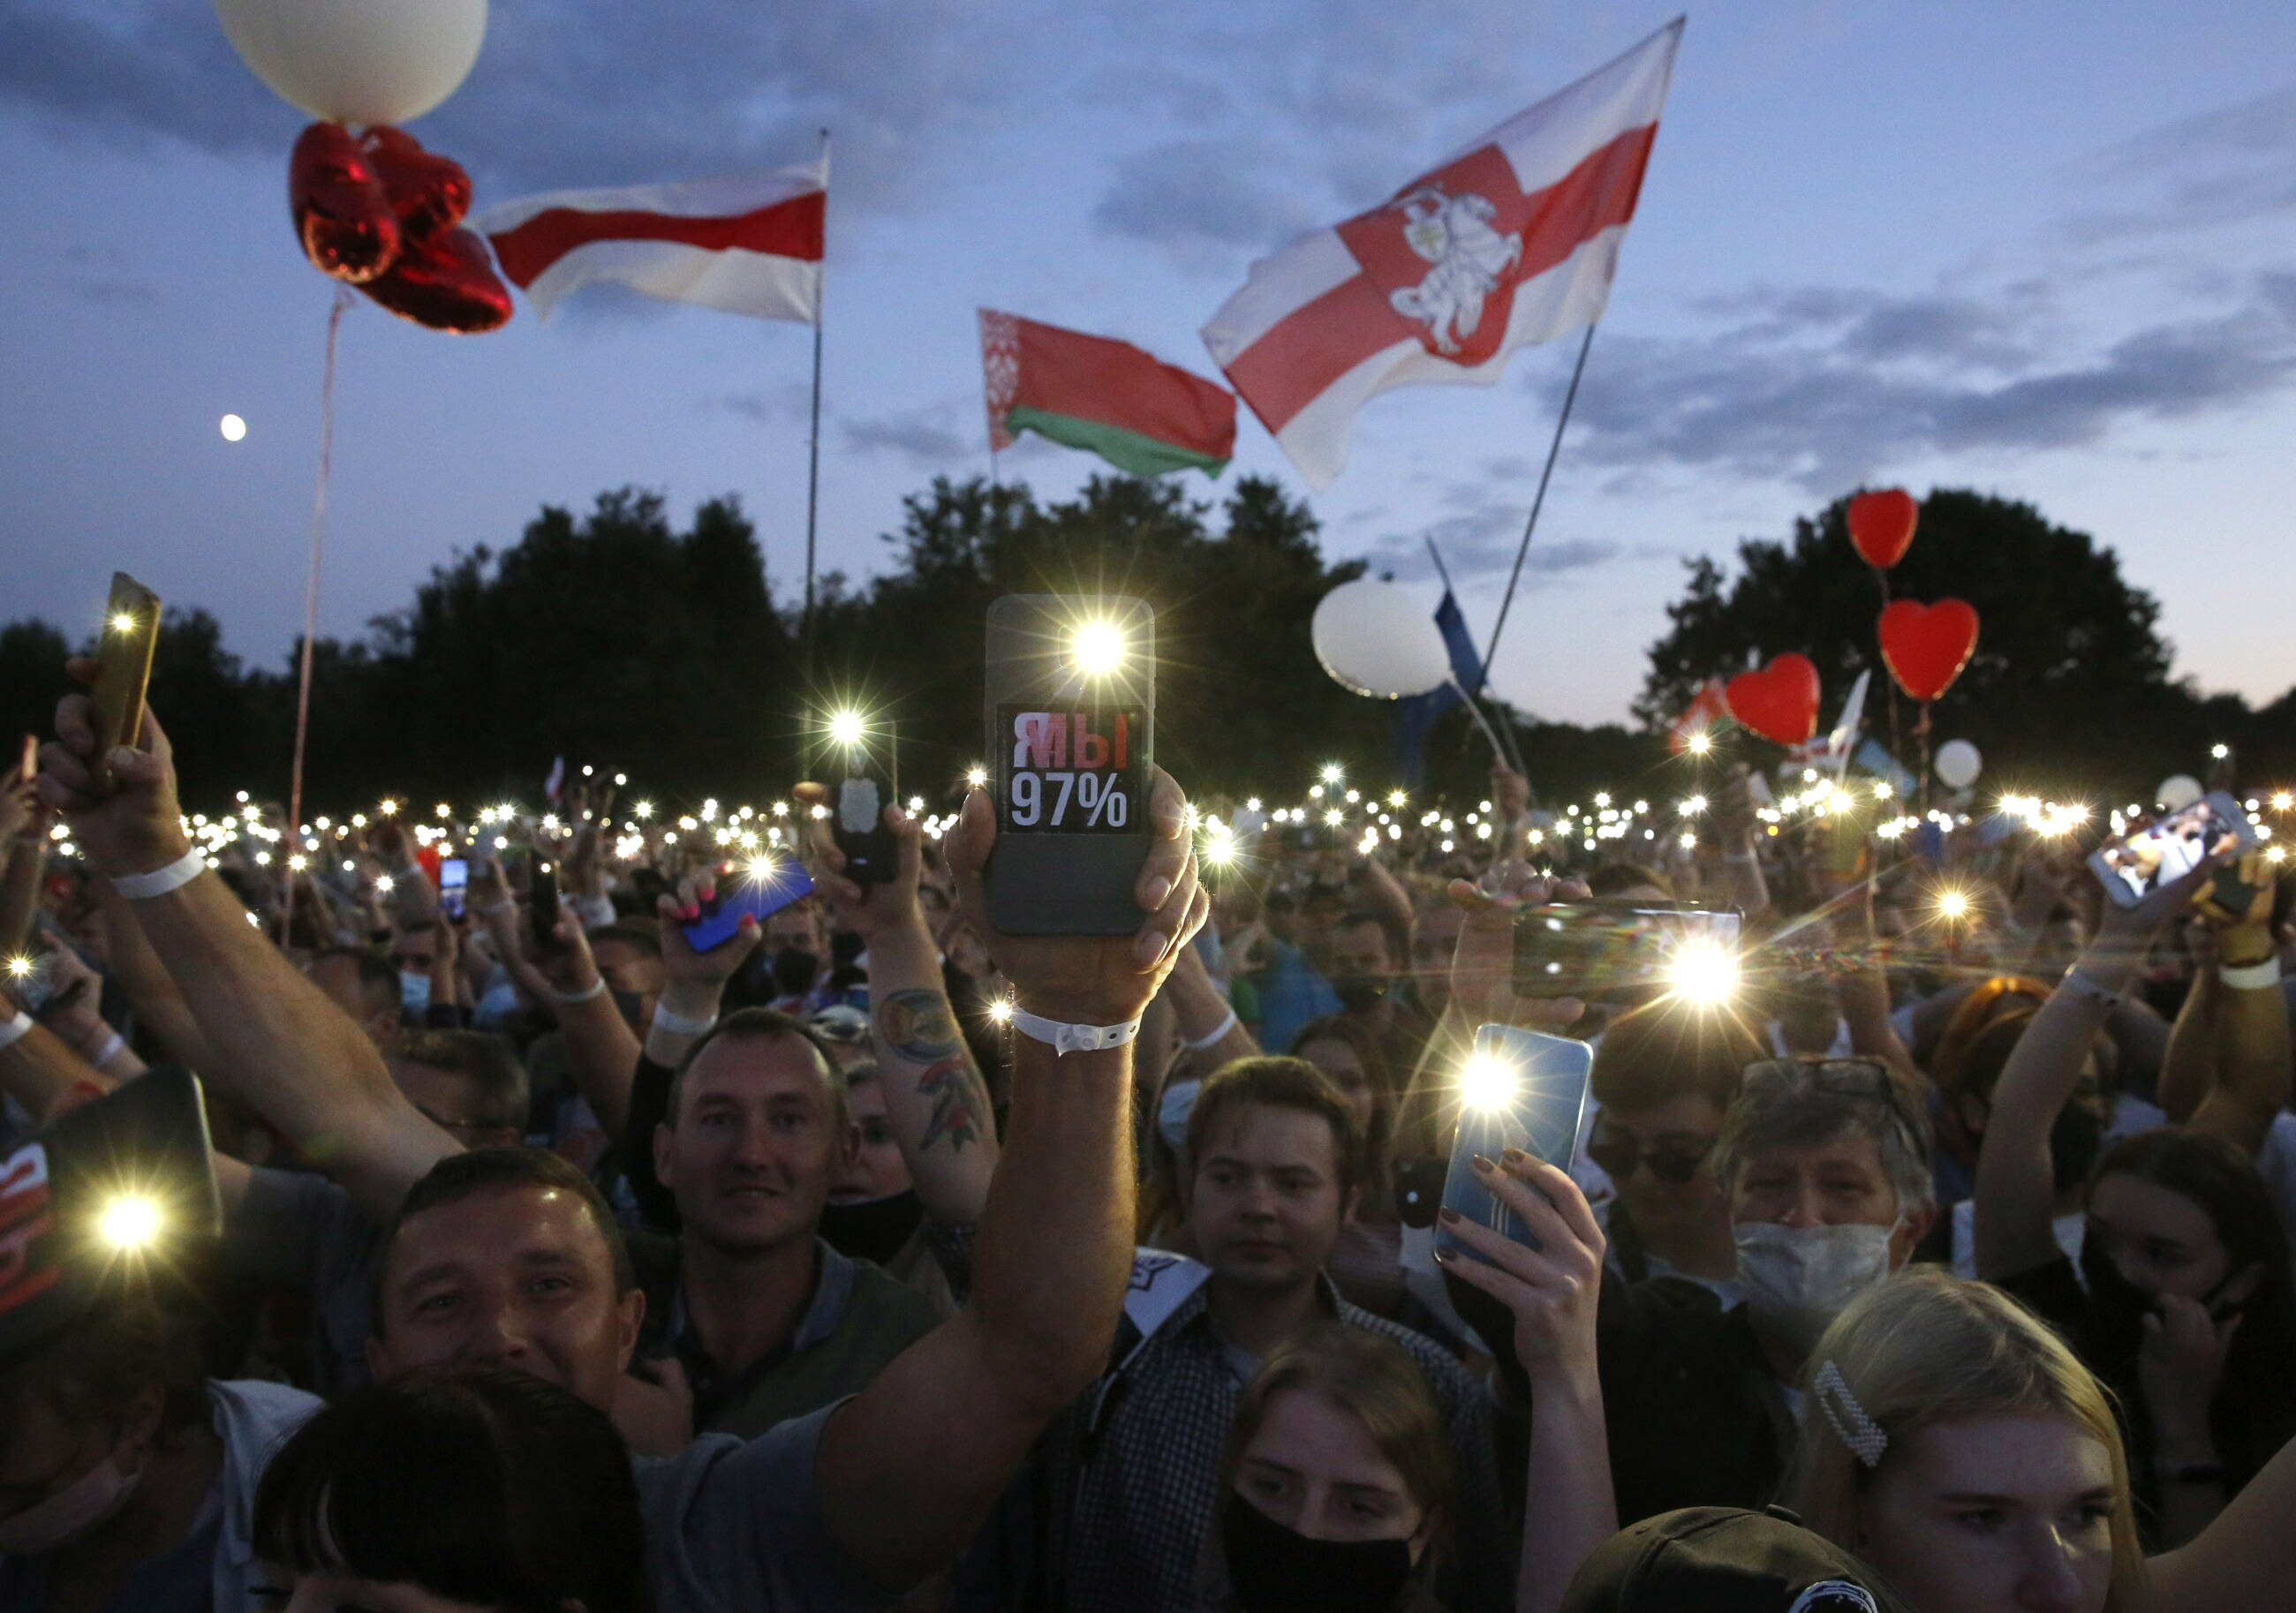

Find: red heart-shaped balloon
<box><xmin>1725</xmin><ymin>653</ymin><xmax>1823</xmax><ymax>746</ymax></box>
<box><xmin>1847</xmin><ymin>488</ymin><xmax>1919</xmax><ymax>569</ymax></box>
<box><xmin>359</xmin><ymin>227</ymin><xmax>513</xmax><ymax>334</ymax></box>
<box><xmin>289</xmin><ymin>122</ymin><xmax>399</xmax><ymax>284</ymax></box>
<box><xmin>361</xmin><ymin>126</ymin><xmax>473</xmax><ymax>247</ymax></box>
<box><xmin>1878</xmin><ymin>599</ymin><xmax>1979</xmax><ymax>704</ymax></box>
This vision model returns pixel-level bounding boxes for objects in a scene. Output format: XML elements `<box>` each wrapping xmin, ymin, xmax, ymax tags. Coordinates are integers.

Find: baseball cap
<box><xmin>1560</xmin><ymin>1508</ymin><xmax>1912</xmax><ymax>1613</ymax></box>
<box><xmin>808</xmin><ymin>1004</ymin><xmax>871</xmax><ymax>1044</ymax></box>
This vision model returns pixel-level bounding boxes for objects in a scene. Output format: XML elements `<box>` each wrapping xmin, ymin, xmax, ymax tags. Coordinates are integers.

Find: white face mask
<box><xmin>1158</xmin><ymin>1080</ymin><xmax>1202</xmax><ymax>1152</ymax></box>
<box><xmin>1733</xmin><ymin>1218</ymin><xmax>1900</xmax><ymax>1361</ymax></box>
<box><xmin>0</xmin><ymin>1453</ymin><xmax>140</xmax><ymax>1556</ymax></box>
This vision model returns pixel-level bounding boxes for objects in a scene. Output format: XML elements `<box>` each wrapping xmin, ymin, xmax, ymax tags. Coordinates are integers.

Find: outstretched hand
<box><xmin>1443</xmin><ymin>867</ymin><xmax>1590</xmax><ymax>1033</ymax></box>
<box><xmin>36</xmin><ymin>660</ymin><xmax>190</xmax><ymax>877</ymax></box>
<box><xmin>1435</xmin><ymin>1151</ymin><xmax>1606</xmax><ymax>1385</ymax></box>
<box><xmin>793</xmin><ymin>781</ymin><xmax>925</xmax><ymax>941</ymax></box>
<box><xmin>943</xmin><ymin>764</ymin><xmax>1207</xmax><ymax>1026</ymax></box>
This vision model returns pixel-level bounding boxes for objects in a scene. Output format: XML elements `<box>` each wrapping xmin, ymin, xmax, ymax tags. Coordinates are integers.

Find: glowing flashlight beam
<box><xmin>98</xmin><ymin>1195</ymin><xmax>164</xmax><ymax>1252</ymax></box>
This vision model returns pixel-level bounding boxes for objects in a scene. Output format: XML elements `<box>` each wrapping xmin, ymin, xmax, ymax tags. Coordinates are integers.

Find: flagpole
<box><xmin>801</xmin><ymin>127</ymin><xmax>830</xmax><ymax>682</ymax></box>
<box><xmin>1482</xmin><ymin>321</ymin><xmax>1597</xmax><ymax>674</ymax></box>
<box><xmin>1425</xmin><ymin>537</ymin><xmax>1527</xmax><ymax>775</ymax></box>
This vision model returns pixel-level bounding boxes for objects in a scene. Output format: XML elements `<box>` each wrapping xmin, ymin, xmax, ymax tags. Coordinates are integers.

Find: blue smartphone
<box><xmin>1435</xmin><ymin>1023</ymin><xmax>1592</xmax><ymax>1262</ymax></box>
<box><xmin>681</xmin><ymin>862</ymin><xmax>815</xmax><ymax>952</ymax></box>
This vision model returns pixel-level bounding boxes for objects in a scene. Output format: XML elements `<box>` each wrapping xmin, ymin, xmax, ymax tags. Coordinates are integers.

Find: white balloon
<box><xmin>2156</xmin><ymin>774</ymin><xmax>2204</xmax><ymax>812</ymax></box>
<box><xmin>1310</xmin><ymin>578</ymin><xmax>1451</xmax><ymax>700</ymax></box>
<box><xmin>1933</xmin><ymin>739</ymin><xmax>1982</xmax><ymax>790</ymax></box>
<box><xmin>215</xmin><ymin>0</ymin><xmax>487</xmax><ymax>126</ymax></box>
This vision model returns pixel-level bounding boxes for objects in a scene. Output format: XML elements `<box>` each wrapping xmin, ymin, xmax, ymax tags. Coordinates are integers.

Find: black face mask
<box><xmin>819</xmin><ymin>1189</ymin><xmax>925</xmax><ymax>1266</ymax></box>
<box><xmin>1333</xmin><ymin>975</ymin><xmax>1391</xmax><ymax>1014</ymax></box>
<box><xmin>2049</xmin><ymin>1104</ymin><xmax>2105</xmax><ymax>1191</ymax></box>
<box><xmin>2080</xmin><ymin>1231</ymin><xmax>2247</xmax><ymax>1365</ymax></box>
<box><xmin>771</xmin><ymin>948</ymin><xmax>819</xmax><ymax>998</ymax></box>
<box><xmin>1220</xmin><ymin>1489</ymin><xmax>1415</xmax><ymax>1613</ymax></box>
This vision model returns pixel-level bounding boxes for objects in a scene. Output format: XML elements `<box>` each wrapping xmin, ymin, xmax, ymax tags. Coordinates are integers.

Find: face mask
<box><xmin>1733</xmin><ymin>1219</ymin><xmax>1899</xmax><ymax>1361</ymax></box>
<box><xmin>1220</xmin><ymin>1489</ymin><xmax>1415</xmax><ymax>1613</ymax></box>
<box><xmin>2079</xmin><ymin>1233</ymin><xmax>2248</xmax><ymax>1360</ymax></box>
<box><xmin>819</xmin><ymin>1189</ymin><xmax>925</xmax><ymax>1266</ymax></box>
<box><xmin>771</xmin><ymin>948</ymin><xmax>819</xmax><ymax>999</ymax></box>
<box><xmin>398</xmin><ymin>970</ymin><xmax>432</xmax><ymax>1015</ymax></box>
<box><xmin>0</xmin><ymin>1454</ymin><xmax>140</xmax><ymax>1556</ymax></box>
<box><xmin>1159</xmin><ymin>1080</ymin><xmax>1201</xmax><ymax>1152</ymax></box>
<box><xmin>1333</xmin><ymin>975</ymin><xmax>1390</xmax><ymax>1014</ymax></box>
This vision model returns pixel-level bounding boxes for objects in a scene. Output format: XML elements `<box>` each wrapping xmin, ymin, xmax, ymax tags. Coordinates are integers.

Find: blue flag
<box><xmin>1394</xmin><ymin>592</ymin><xmax>1486</xmax><ymax>789</ymax></box>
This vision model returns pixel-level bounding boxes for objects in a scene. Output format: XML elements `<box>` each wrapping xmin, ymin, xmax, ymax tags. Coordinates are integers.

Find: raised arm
<box><xmin>2151</xmin><ymin>1425</ymin><xmax>2296</xmax><ymax>1611</ymax></box>
<box><xmin>1974</xmin><ymin>862</ymin><xmax>2212</xmax><ymax>1282</ymax></box>
<box><xmin>796</xmin><ymin>782</ymin><xmax>999</xmax><ymax>1227</ymax></box>
<box><xmin>2182</xmin><ymin>857</ymin><xmax>2291</xmax><ymax>1156</ymax></box>
<box><xmin>1438</xmin><ymin>1154</ymin><xmax>1616</xmax><ymax>1613</ymax></box>
<box><xmin>37</xmin><ymin>681</ymin><xmax>457</xmax><ymax>1221</ymax></box>
<box><xmin>814</xmin><ymin>767</ymin><xmax>1206</xmax><ymax>1591</ymax></box>
<box><xmin>0</xmin><ymin>780</ymin><xmax>44</xmax><ymax>956</ymax></box>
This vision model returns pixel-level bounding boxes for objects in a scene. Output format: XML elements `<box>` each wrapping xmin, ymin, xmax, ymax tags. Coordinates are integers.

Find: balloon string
<box><xmin>281</xmin><ymin>289</ymin><xmax>351</xmax><ymax>946</ymax></box>
<box><xmin>1877</xmin><ymin>564</ymin><xmax>1903</xmax><ymax>769</ymax></box>
<box><xmin>1915</xmin><ymin>700</ymin><xmax>1933</xmax><ymax>816</ymax></box>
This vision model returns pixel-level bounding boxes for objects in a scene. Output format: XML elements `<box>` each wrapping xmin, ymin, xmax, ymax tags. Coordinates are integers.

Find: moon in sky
<box><xmin>219</xmin><ymin>413</ymin><xmax>246</xmax><ymax>442</ymax></box>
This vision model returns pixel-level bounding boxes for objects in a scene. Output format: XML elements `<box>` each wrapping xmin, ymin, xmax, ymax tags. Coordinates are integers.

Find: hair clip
<box><xmin>1815</xmin><ymin>1360</ymin><xmax>1888</xmax><ymax>1469</ymax></box>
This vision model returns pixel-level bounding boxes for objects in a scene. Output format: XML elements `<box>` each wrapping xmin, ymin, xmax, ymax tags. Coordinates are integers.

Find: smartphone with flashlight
<box><xmin>18</xmin><ymin>735</ymin><xmax>34</xmax><ymax>786</ymax></box>
<box><xmin>1511</xmin><ymin>900</ymin><xmax>1742</xmax><ymax>1001</ymax></box>
<box><xmin>1435</xmin><ymin>1023</ymin><xmax>1592</xmax><ymax>1260</ymax></box>
<box><xmin>681</xmin><ymin>861</ymin><xmax>815</xmax><ymax>952</ymax></box>
<box><xmin>529</xmin><ymin>859</ymin><xmax>563</xmax><ymax>955</ymax></box>
<box><xmin>984</xmin><ymin>593</ymin><xmax>1157</xmax><ymax>935</ymax></box>
<box><xmin>438</xmin><ymin>857</ymin><xmax>469</xmax><ymax>922</ymax></box>
<box><xmin>87</xmin><ymin>572</ymin><xmax>162</xmax><ymax>796</ymax></box>
<box><xmin>811</xmin><ymin>714</ymin><xmax>898</xmax><ymax>886</ymax></box>
<box><xmin>2088</xmin><ymin>792</ymin><xmax>2260</xmax><ymax>908</ymax></box>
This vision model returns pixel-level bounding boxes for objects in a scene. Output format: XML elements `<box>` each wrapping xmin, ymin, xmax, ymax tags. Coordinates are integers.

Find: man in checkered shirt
<box><xmin>1031</xmin><ymin>1059</ymin><xmax>1511</xmax><ymax>1612</ymax></box>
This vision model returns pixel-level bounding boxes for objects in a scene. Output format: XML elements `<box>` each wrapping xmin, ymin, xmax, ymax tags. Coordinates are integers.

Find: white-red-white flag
<box><xmin>1202</xmin><ymin>18</ymin><xmax>1682</xmax><ymax>488</ymax></box>
<box><xmin>474</xmin><ymin>162</ymin><xmax>826</xmax><ymax>323</ymax></box>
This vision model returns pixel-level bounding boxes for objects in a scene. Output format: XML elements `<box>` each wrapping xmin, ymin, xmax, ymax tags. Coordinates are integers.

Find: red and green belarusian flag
<box><xmin>980</xmin><ymin>309</ymin><xmax>1237</xmax><ymax>477</ymax></box>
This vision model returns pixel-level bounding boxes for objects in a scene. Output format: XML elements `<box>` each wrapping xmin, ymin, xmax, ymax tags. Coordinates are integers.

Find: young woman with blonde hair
<box><xmin>1788</xmin><ymin>1267</ymin><xmax>2296</xmax><ymax>1613</ymax></box>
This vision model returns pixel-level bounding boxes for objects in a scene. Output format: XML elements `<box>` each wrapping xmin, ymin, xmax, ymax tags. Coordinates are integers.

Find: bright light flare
<box><xmin>218</xmin><ymin>413</ymin><xmax>246</xmax><ymax>442</ymax></box>
<box><xmin>1664</xmin><ymin>940</ymin><xmax>1741</xmax><ymax>1007</ymax></box>
<box><xmin>1459</xmin><ymin>1054</ymin><xmax>1518</xmax><ymax>1114</ymax></box>
<box><xmin>109</xmin><ymin>613</ymin><xmax>137</xmax><ymax>634</ymax></box>
<box><xmin>827</xmin><ymin>710</ymin><xmax>867</xmax><ymax>748</ymax></box>
<box><xmin>1937</xmin><ymin>889</ymin><xmax>1972</xmax><ymax>922</ymax></box>
<box><xmin>966</xmin><ymin>766</ymin><xmax>988</xmax><ymax>788</ymax></box>
<box><xmin>4</xmin><ymin>955</ymin><xmax>31</xmax><ymax>980</ymax></box>
<box><xmin>987</xmin><ymin>998</ymin><xmax>1015</xmax><ymax>1026</ymax></box>
<box><xmin>98</xmin><ymin>1194</ymin><xmax>164</xmax><ymax>1252</ymax></box>
<box><xmin>1319</xmin><ymin>764</ymin><xmax>1345</xmax><ymax>786</ymax></box>
<box><xmin>1687</xmin><ymin>732</ymin><xmax>1713</xmax><ymax>757</ymax></box>
<box><xmin>1071</xmin><ymin>619</ymin><xmax>1129</xmax><ymax>675</ymax></box>
<box><xmin>2275</xmin><ymin>793</ymin><xmax>2293</xmax><ymax>813</ymax></box>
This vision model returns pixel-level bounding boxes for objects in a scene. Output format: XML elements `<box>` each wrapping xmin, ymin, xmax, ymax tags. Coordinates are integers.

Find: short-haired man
<box><xmin>1596</xmin><ymin>1056</ymin><xmax>1938</xmax><ymax>1525</ymax></box>
<box><xmin>1032</xmin><ymin>1057</ymin><xmax>1509</xmax><ymax>1613</ymax></box>
<box><xmin>588</xmin><ymin>921</ymin><xmax>667</xmax><ymax>1032</ymax></box>
<box><xmin>1584</xmin><ymin>1002</ymin><xmax>1767</xmax><ymax>1300</ymax></box>
<box><xmin>635</xmin><ymin>1007</ymin><xmax>943</xmax><ymax>1437</ymax></box>
<box><xmin>307</xmin><ymin>946</ymin><xmax>403</xmax><ymax>1052</ymax></box>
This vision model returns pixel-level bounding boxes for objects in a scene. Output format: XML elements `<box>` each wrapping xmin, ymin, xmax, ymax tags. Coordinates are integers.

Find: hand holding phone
<box><xmin>811</xmin><ymin>712</ymin><xmax>898</xmax><ymax>887</ymax></box>
<box><xmin>1435</xmin><ymin>1024</ymin><xmax>1592</xmax><ymax>1262</ymax></box>
<box><xmin>681</xmin><ymin>861</ymin><xmax>816</xmax><ymax>952</ymax></box>
<box><xmin>529</xmin><ymin>860</ymin><xmax>563</xmax><ymax>956</ymax></box>
<box><xmin>2088</xmin><ymin>792</ymin><xmax>2259</xmax><ymax>908</ymax></box>
<box><xmin>87</xmin><ymin>573</ymin><xmax>161</xmax><ymax>797</ymax></box>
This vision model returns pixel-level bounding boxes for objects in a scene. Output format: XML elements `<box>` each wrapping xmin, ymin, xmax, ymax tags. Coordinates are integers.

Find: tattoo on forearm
<box><xmin>917</xmin><ymin>1057</ymin><xmax>988</xmax><ymax>1152</ymax></box>
<box><xmin>878</xmin><ymin>988</ymin><xmax>989</xmax><ymax>1152</ymax></box>
<box><xmin>876</xmin><ymin>988</ymin><xmax>964</xmax><ymax>1064</ymax></box>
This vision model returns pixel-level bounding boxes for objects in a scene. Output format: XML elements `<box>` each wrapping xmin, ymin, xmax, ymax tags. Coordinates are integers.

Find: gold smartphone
<box><xmin>88</xmin><ymin>572</ymin><xmax>161</xmax><ymax>795</ymax></box>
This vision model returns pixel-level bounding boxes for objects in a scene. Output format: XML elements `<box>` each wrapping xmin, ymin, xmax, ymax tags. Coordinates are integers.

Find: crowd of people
<box><xmin>5</xmin><ymin>656</ymin><xmax>2296</xmax><ymax>1613</ymax></box>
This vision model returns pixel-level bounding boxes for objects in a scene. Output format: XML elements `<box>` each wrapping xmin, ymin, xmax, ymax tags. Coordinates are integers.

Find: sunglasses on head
<box><xmin>1741</xmin><ymin>1057</ymin><xmax>1924</xmax><ymax>1143</ymax></box>
<box><xmin>1586</xmin><ymin>1133</ymin><xmax>1716</xmax><ymax>1185</ymax></box>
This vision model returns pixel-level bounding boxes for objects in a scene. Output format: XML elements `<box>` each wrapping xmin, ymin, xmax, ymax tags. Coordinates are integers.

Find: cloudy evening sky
<box><xmin>4</xmin><ymin>1</ymin><xmax>2294</xmax><ymax>728</ymax></box>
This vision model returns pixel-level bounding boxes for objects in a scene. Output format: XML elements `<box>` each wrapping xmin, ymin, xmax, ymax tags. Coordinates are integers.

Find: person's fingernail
<box><xmin>1142</xmin><ymin>876</ymin><xmax>1171</xmax><ymax>911</ymax></box>
<box><xmin>1438</xmin><ymin>1207</ymin><xmax>1461</xmax><ymax>1225</ymax></box>
<box><xmin>1134</xmin><ymin>928</ymin><xmax>1167</xmax><ymax>965</ymax></box>
<box><xmin>1501</xmin><ymin>1147</ymin><xmax>1529</xmax><ymax>1166</ymax></box>
<box><xmin>1471</xmin><ymin>1154</ymin><xmax>1496</xmax><ymax>1175</ymax></box>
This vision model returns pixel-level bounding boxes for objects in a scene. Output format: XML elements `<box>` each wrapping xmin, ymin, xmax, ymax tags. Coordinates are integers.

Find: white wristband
<box><xmin>1008</xmin><ymin>1006</ymin><xmax>1144</xmax><ymax>1057</ymax></box>
<box><xmin>2220</xmin><ymin>957</ymin><xmax>2282</xmax><ymax>991</ymax></box>
<box><xmin>651</xmin><ymin>1003</ymin><xmax>719</xmax><ymax>1037</ymax></box>
<box><xmin>110</xmin><ymin>848</ymin><xmax>208</xmax><ymax>900</ymax></box>
<box><xmin>548</xmin><ymin>976</ymin><xmax>608</xmax><ymax>1005</ymax></box>
<box><xmin>83</xmin><ymin>1029</ymin><xmax>126</xmax><ymax>1068</ymax></box>
<box><xmin>1185</xmin><ymin>1007</ymin><xmax>1241</xmax><ymax>1052</ymax></box>
<box><xmin>0</xmin><ymin>1010</ymin><xmax>33</xmax><ymax>1052</ymax></box>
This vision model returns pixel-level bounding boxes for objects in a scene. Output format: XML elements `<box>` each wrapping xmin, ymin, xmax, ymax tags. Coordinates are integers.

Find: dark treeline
<box><xmin>4</xmin><ymin>478</ymin><xmax>2287</xmax><ymax>813</ymax></box>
